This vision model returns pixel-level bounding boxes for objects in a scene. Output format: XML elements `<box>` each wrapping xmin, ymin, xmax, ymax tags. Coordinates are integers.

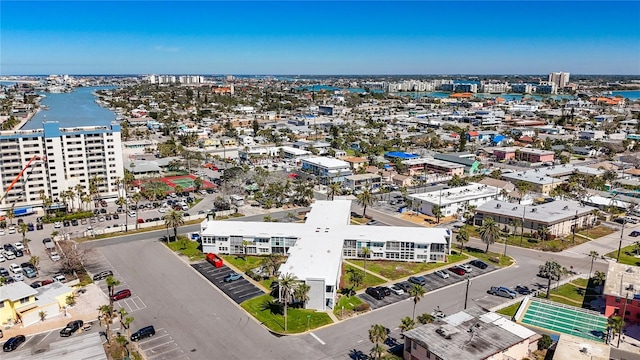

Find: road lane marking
<box><xmin>310</xmin><ymin>332</ymin><xmax>326</xmax><ymax>345</ymax></box>
<box><xmin>36</xmin><ymin>331</ymin><xmax>53</xmax><ymax>345</ymax></box>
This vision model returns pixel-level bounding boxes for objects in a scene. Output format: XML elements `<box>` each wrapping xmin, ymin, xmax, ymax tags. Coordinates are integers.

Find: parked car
<box><xmin>128</xmin><ymin>210</ymin><xmax>136</xmax><ymax>217</ymax></box>
<box><xmin>13</xmin><ymin>243</ymin><xmax>24</xmax><ymax>251</ymax></box>
<box><xmin>59</xmin><ymin>320</ymin><xmax>84</xmax><ymax>337</ymax></box>
<box><xmin>389</xmin><ymin>284</ymin><xmax>405</xmax><ymax>295</ymax></box>
<box><xmin>111</xmin><ymin>289</ymin><xmax>132</xmax><ymax>301</ymax></box>
<box><xmin>40</xmin><ymin>279</ymin><xmax>54</xmax><ymax>286</ymax></box>
<box><xmin>36</xmin><ymin>223</ymin><xmax>44</xmax><ymax>230</ymax></box>
<box><xmin>223</xmin><ymin>272</ymin><xmax>242</xmax><ymax>282</ymax></box>
<box><xmin>488</xmin><ymin>286</ymin><xmax>517</xmax><ymax>299</ymax></box>
<box><xmin>515</xmin><ymin>285</ymin><xmax>532</xmax><ymax>295</ymax></box>
<box><xmin>9</xmin><ymin>263</ymin><xmax>22</xmax><ymax>274</ymax></box>
<box><xmin>394</xmin><ymin>281</ymin><xmax>412</xmax><ymax>292</ymax></box>
<box><xmin>3</xmin><ymin>335</ymin><xmax>26</xmax><ymax>352</ymax></box>
<box><xmin>0</xmin><ymin>254</ymin><xmax>5</xmax><ymax>262</ymax></box>
<box><xmin>3</xmin><ymin>251</ymin><xmax>16</xmax><ymax>261</ymax></box>
<box><xmin>113</xmin><ymin>213</ymin><xmax>119</xmax><ymax>220</ymax></box>
<box><xmin>53</xmin><ymin>274</ymin><xmax>67</xmax><ymax>282</ymax></box>
<box><xmin>408</xmin><ymin>276</ymin><xmax>426</xmax><ymax>286</ymax></box>
<box><xmin>50</xmin><ymin>251</ymin><xmax>61</xmax><ymax>262</ymax></box>
<box><xmin>54</xmin><ymin>222</ymin><xmax>62</xmax><ymax>228</ymax></box>
<box><xmin>630</xmin><ymin>231</ymin><xmax>640</xmax><ymax>237</ymax></box>
<box><xmin>377</xmin><ymin>286</ymin><xmax>392</xmax><ymax>297</ymax></box>
<box><xmin>434</xmin><ymin>270</ymin><xmax>450</xmax><ymax>279</ymax></box>
<box><xmin>23</xmin><ymin>267</ymin><xmax>37</xmax><ymax>278</ymax></box>
<box><xmin>470</xmin><ymin>260</ymin><xmax>488</xmax><ymax>269</ymax></box>
<box><xmin>458</xmin><ymin>264</ymin><xmax>473</xmax><ymax>273</ymax></box>
<box><xmin>27</xmin><ymin>223</ymin><xmax>34</xmax><ymax>231</ymax></box>
<box><xmin>8</xmin><ymin>226</ymin><xmax>16</xmax><ymax>234</ymax></box>
<box><xmin>0</xmin><ymin>267</ymin><xmax>9</xmax><ymax>276</ymax></box>
<box><xmin>130</xmin><ymin>326</ymin><xmax>155</xmax><ymax>341</ymax></box>
<box><xmin>365</xmin><ymin>287</ymin><xmax>384</xmax><ymax>300</ymax></box>
<box><xmin>449</xmin><ymin>266</ymin><xmax>466</xmax><ymax>276</ymax></box>
<box><xmin>11</xmin><ymin>273</ymin><xmax>23</xmax><ymax>282</ymax></box>
<box><xmin>93</xmin><ymin>270</ymin><xmax>113</xmax><ymax>281</ymax></box>
<box><xmin>71</xmin><ymin>219</ymin><xmax>79</xmax><ymax>226</ymax></box>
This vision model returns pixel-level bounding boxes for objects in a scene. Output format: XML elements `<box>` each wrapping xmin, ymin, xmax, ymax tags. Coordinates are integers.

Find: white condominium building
<box><xmin>0</xmin><ymin>122</ymin><xmax>124</xmax><ymax>212</ymax></box>
<box><xmin>200</xmin><ymin>200</ymin><xmax>452</xmax><ymax>310</ymax></box>
<box><xmin>409</xmin><ymin>183</ymin><xmax>502</xmax><ymax>218</ymax></box>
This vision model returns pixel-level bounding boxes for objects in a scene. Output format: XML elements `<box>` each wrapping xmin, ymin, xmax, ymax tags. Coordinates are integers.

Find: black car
<box><xmin>60</xmin><ymin>320</ymin><xmax>83</xmax><ymax>337</ymax></box>
<box><xmin>3</xmin><ymin>335</ymin><xmax>26</xmax><ymax>352</ymax></box>
<box><xmin>408</xmin><ymin>276</ymin><xmax>426</xmax><ymax>286</ymax></box>
<box><xmin>30</xmin><ymin>281</ymin><xmax>42</xmax><ymax>289</ymax></box>
<box><xmin>470</xmin><ymin>260</ymin><xmax>488</xmax><ymax>269</ymax></box>
<box><xmin>131</xmin><ymin>325</ymin><xmax>155</xmax><ymax>341</ymax></box>
<box><xmin>14</xmin><ymin>249</ymin><xmax>23</xmax><ymax>257</ymax></box>
<box><xmin>113</xmin><ymin>213</ymin><xmax>120</xmax><ymax>220</ymax></box>
<box><xmin>377</xmin><ymin>286</ymin><xmax>391</xmax><ymax>297</ymax></box>
<box><xmin>365</xmin><ymin>287</ymin><xmax>384</xmax><ymax>300</ymax></box>
<box><xmin>93</xmin><ymin>270</ymin><xmax>113</xmax><ymax>281</ymax></box>
<box><xmin>27</xmin><ymin>223</ymin><xmax>34</xmax><ymax>231</ymax></box>
<box><xmin>93</xmin><ymin>209</ymin><xmax>101</xmax><ymax>215</ymax></box>
<box><xmin>20</xmin><ymin>262</ymin><xmax>35</xmax><ymax>271</ymax></box>
<box><xmin>36</xmin><ymin>223</ymin><xmax>44</xmax><ymax>230</ymax></box>
<box><xmin>0</xmin><ymin>267</ymin><xmax>9</xmax><ymax>277</ymax></box>
<box><xmin>99</xmin><ymin>208</ymin><xmax>107</xmax><ymax>214</ymax></box>
<box><xmin>105</xmin><ymin>214</ymin><xmax>112</xmax><ymax>221</ymax></box>
<box><xmin>630</xmin><ymin>230</ymin><xmax>640</xmax><ymax>237</ymax></box>
<box><xmin>3</xmin><ymin>244</ymin><xmax>16</xmax><ymax>252</ymax></box>
<box><xmin>71</xmin><ymin>219</ymin><xmax>79</xmax><ymax>226</ymax></box>
<box><xmin>515</xmin><ymin>285</ymin><xmax>532</xmax><ymax>295</ymax></box>
<box><xmin>63</xmin><ymin>220</ymin><xmax>71</xmax><ymax>227</ymax></box>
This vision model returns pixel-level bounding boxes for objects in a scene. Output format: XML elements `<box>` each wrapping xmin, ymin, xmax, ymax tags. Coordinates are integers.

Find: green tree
<box><xmin>515</xmin><ymin>180</ymin><xmax>532</xmax><ymax>204</ymax></box>
<box><xmin>356</xmin><ymin>187</ymin><xmax>374</xmax><ymax>218</ymax></box>
<box><xmin>456</xmin><ymin>228</ymin><xmax>469</xmax><ymax>250</ymax></box>
<box><xmin>432</xmin><ymin>205</ymin><xmax>443</xmax><ymax>224</ymax></box>
<box><xmin>194</xmin><ymin>176</ymin><xmax>204</xmax><ymax>191</ymax></box>
<box><xmin>327</xmin><ymin>182</ymin><xmax>342</xmax><ymax>200</ymax></box>
<box><xmin>537</xmin><ymin>334</ymin><xmax>553</xmax><ymax>350</ymax></box>
<box><xmin>593</xmin><ymin>270</ymin><xmax>607</xmax><ymax>289</ymax></box>
<box><xmin>98</xmin><ymin>304</ymin><xmax>114</xmax><ymax>343</ymax></box>
<box><xmin>105</xmin><ymin>276</ymin><xmax>121</xmax><ymax>311</ymax></box>
<box><xmin>65</xmin><ymin>294</ymin><xmax>76</xmax><ymax>307</ymax></box>
<box><xmin>131</xmin><ymin>192</ymin><xmax>143</xmax><ymax>230</ymax></box>
<box><xmin>409</xmin><ymin>284</ymin><xmax>426</xmax><ymax>321</ymax></box>
<box><xmin>29</xmin><ymin>255</ymin><xmax>40</xmax><ymax>270</ymax></box>
<box><xmin>538</xmin><ymin>260</ymin><xmax>562</xmax><ymax>299</ymax></box>
<box><xmin>293</xmin><ymin>282</ymin><xmax>311</xmax><ymax>308</ymax></box>
<box><xmin>164</xmin><ymin>210</ymin><xmax>185</xmax><ymax>242</ymax></box>
<box><xmin>260</xmin><ymin>253</ymin><xmax>284</xmax><ymax>277</ymax></box>
<box><xmin>278</xmin><ymin>272</ymin><xmax>297</xmax><ymax>332</ymax></box>
<box><xmin>479</xmin><ymin>217</ymin><xmax>501</xmax><ymax>253</ymax></box>
<box><xmin>115</xmin><ymin>196</ymin><xmax>128</xmax><ymax>231</ymax></box>
<box><xmin>417</xmin><ymin>313</ymin><xmax>435</xmax><ymax>324</ymax></box>
<box><xmin>346</xmin><ymin>267</ymin><xmax>364</xmax><ymax>296</ymax></box>
<box><xmin>399</xmin><ymin>316</ymin><xmax>416</xmax><ymax>333</ymax></box>
<box><xmin>361</xmin><ymin>247</ymin><xmax>371</xmax><ymax>276</ymax></box>
<box><xmin>608</xmin><ymin>316</ymin><xmax>624</xmax><ymax>348</ymax></box>
<box><xmin>18</xmin><ymin>222</ymin><xmax>29</xmax><ymax>254</ymax></box>
<box><xmin>368</xmin><ymin>324</ymin><xmax>387</xmax><ymax>360</ymax></box>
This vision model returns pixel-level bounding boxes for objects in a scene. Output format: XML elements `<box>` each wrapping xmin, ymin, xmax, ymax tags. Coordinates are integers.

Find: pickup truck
<box><xmin>488</xmin><ymin>286</ymin><xmax>516</xmax><ymax>299</ymax></box>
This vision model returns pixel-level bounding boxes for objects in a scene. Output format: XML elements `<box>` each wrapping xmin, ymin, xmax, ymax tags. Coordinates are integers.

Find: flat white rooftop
<box><xmin>409</xmin><ymin>182</ymin><xmax>500</xmax><ymax>206</ymax></box>
<box><xmin>402</xmin><ymin>157</ymin><xmax>465</xmax><ymax>169</ymax></box>
<box><xmin>302</xmin><ymin>156</ymin><xmax>350</xmax><ymax>169</ymax></box>
<box><xmin>477</xmin><ymin>199</ymin><xmax>596</xmax><ymax>224</ymax></box>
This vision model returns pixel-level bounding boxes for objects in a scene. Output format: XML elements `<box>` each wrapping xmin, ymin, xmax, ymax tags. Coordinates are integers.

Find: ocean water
<box><xmin>22</xmin><ymin>86</ymin><xmax>118</xmax><ymax>130</ymax></box>
<box><xmin>611</xmin><ymin>90</ymin><xmax>640</xmax><ymax>100</ymax></box>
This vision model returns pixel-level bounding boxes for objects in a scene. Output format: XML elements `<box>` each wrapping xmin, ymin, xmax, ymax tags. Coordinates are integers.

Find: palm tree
<box><xmin>408</xmin><ymin>284</ymin><xmax>426</xmax><ymax>321</ymax></box>
<box><xmin>174</xmin><ymin>184</ymin><xmax>184</xmax><ymax>196</ymax></box>
<box><xmin>538</xmin><ymin>260</ymin><xmax>562</xmax><ymax>299</ymax></box>
<box><xmin>115</xmin><ymin>196</ymin><xmax>128</xmax><ymax>231</ymax></box>
<box><xmin>18</xmin><ymin>223</ymin><xmax>29</xmax><ymax>254</ymax></box>
<box><xmin>194</xmin><ymin>176</ymin><xmax>203</xmax><ymax>192</ymax></box>
<box><xmin>115</xmin><ymin>335</ymin><xmax>128</xmax><ymax>359</ymax></box>
<box><xmin>105</xmin><ymin>275</ymin><xmax>120</xmax><ymax>311</ymax></box>
<box><xmin>356</xmin><ymin>187</ymin><xmax>374</xmax><ymax>218</ymax></box>
<box><xmin>589</xmin><ymin>251</ymin><xmax>599</xmax><ymax>279</ymax></box>
<box><xmin>361</xmin><ymin>247</ymin><xmax>371</xmax><ymax>276</ymax></box>
<box><xmin>432</xmin><ymin>205</ymin><xmax>443</xmax><ymax>224</ymax></box>
<box><xmin>74</xmin><ymin>183</ymin><xmax>85</xmax><ymax>211</ymax></box>
<box><xmin>29</xmin><ymin>255</ymin><xmax>40</xmax><ymax>270</ymax></box>
<box><xmin>515</xmin><ymin>180</ymin><xmax>532</xmax><ymax>204</ymax></box>
<box><xmin>593</xmin><ymin>270</ymin><xmax>607</xmax><ymax>292</ymax></box>
<box><xmin>7</xmin><ymin>205</ymin><xmax>14</xmax><ymax>226</ymax></box>
<box><xmin>509</xmin><ymin>218</ymin><xmax>523</xmax><ymax>245</ymax></box>
<box><xmin>278</xmin><ymin>272</ymin><xmax>297</xmax><ymax>332</ymax></box>
<box><xmin>399</xmin><ymin>316</ymin><xmax>415</xmax><ymax>333</ymax></box>
<box><xmin>327</xmin><ymin>182</ymin><xmax>342</xmax><ymax>200</ymax></box>
<box><xmin>98</xmin><ymin>304</ymin><xmax>114</xmax><ymax>343</ymax></box>
<box><xmin>368</xmin><ymin>324</ymin><xmax>387</xmax><ymax>360</ymax></box>
<box><xmin>537</xmin><ymin>225</ymin><xmax>550</xmax><ymax>248</ymax></box>
<box><xmin>479</xmin><ymin>217</ymin><xmax>501</xmax><ymax>253</ymax></box>
<box><xmin>608</xmin><ymin>315</ymin><xmax>624</xmax><ymax>348</ymax></box>
<box><xmin>417</xmin><ymin>313</ymin><xmax>435</xmax><ymax>324</ymax></box>
<box><xmin>164</xmin><ymin>210</ymin><xmax>184</xmax><ymax>242</ymax></box>
<box><xmin>456</xmin><ymin>228</ymin><xmax>469</xmax><ymax>250</ymax></box>
<box><xmin>131</xmin><ymin>192</ymin><xmax>143</xmax><ymax>230</ymax></box>
<box><xmin>293</xmin><ymin>282</ymin><xmax>311</xmax><ymax>308</ymax></box>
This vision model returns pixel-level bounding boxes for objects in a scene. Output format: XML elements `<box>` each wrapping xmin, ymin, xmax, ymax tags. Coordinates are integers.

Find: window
<box><xmin>20</xmin><ymin>297</ymin><xmax>30</xmax><ymax>304</ymax></box>
<box><xmin>326</xmin><ymin>285</ymin><xmax>333</xmax><ymax>293</ymax></box>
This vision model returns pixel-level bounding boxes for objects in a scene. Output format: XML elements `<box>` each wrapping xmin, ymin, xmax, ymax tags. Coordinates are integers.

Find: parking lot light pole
<box><xmin>617</xmin><ymin>220</ymin><xmax>626</xmax><ymax>262</ymax></box>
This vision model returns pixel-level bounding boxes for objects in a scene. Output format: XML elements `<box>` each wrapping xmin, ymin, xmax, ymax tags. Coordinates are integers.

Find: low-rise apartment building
<box><xmin>493</xmin><ymin>147</ymin><xmax>555</xmax><ymax>163</ymax></box>
<box><xmin>343</xmin><ymin>173</ymin><xmax>381</xmax><ymax>192</ymax></box>
<box><xmin>603</xmin><ymin>262</ymin><xmax>640</xmax><ymax>325</ymax></box>
<box><xmin>200</xmin><ymin>200</ymin><xmax>452</xmax><ymax>311</ymax></box>
<box><xmin>409</xmin><ymin>183</ymin><xmax>501</xmax><ymax>218</ymax></box>
<box><xmin>0</xmin><ymin>122</ymin><xmax>124</xmax><ymax>212</ymax></box>
<box><xmin>474</xmin><ymin>200</ymin><xmax>597</xmax><ymax>238</ymax></box>
<box><xmin>401</xmin><ymin>157</ymin><xmax>465</xmax><ymax>177</ymax></box>
<box><xmin>501</xmin><ymin>170</ymin><xmax>562</xmax><ymax>195</ymax></box>
<box><xmin>301</xmin><ymin>156</ymin><xmax>352</xmax><ymax>184</ymax></box>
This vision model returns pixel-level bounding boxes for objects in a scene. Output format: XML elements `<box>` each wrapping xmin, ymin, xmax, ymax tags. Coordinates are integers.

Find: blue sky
<box><xmin>2</xmin><ymin>1</ymin><xmax>639</xmax><ymax>75</ymax></box>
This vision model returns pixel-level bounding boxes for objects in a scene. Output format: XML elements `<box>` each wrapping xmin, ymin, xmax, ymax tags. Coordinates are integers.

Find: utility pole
<box><xmin>464</xmin><ymin>277</ymin><xmax>471</xmax><ymax>309</ymax></box>
<box><xmin>617</xmin><ymin>220</ymin><xmax>626</xmax><ymax>262</ymax></box>
<box><xmin>572</xmin><ymin>209</ymin><xmax>578</xmax><ymax>244</ymax></box>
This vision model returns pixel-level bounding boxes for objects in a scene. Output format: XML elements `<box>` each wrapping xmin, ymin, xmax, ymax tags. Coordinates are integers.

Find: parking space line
<box><xmin>36</xmin><ymin>330</ymin><xmax>53</xmax><ymax>345</ymax></box>
<box><xmin>148</xmin><ymin>347</ymin><xmax>185</xmax><ymax>360</ymax></box>
<box><xmin>310</xmin><ymin>332</ymin><xmax>326</xmax><ymax>345</ymax></box>
<box><xmin>142</xmin><ymin>338</ymin><xmax>175</xmax><ymax>352</ymax></box>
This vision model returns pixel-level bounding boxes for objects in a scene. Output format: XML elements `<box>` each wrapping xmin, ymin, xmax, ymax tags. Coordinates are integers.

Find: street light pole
<box><xmin>572</xmin><ymin>209</ymin><xmax>578</xmax><ymax>244</ymax></box>
<box><xmin>617</xmin><ymin>220</ymin><xmax>626</xmax><ymax>262</ymax></box>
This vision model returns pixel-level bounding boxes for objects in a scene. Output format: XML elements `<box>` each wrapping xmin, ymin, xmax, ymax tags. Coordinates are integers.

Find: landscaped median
<box><xmin>606</xmin><ymin>243</ymin><xmax>640</xmax><ymax>266</ymax></box>
<box><xmin>461</xmin><ymin>224</ymin><xmax>589</xmax><ymax>252</ymax></box>
<box><xmin>241</xmin><ymin>294</ymin><xmax>333</xmax><ymax>334</ymax></box>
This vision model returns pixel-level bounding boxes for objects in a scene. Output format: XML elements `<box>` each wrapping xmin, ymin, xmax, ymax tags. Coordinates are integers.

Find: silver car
<box><xmin>434</xmin><ymin>270</ymin><xmax>449</xmax><ymax>279</ymax></box>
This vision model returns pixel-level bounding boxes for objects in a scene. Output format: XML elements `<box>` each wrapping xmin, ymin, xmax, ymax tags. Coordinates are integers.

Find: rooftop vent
<box><xmin>324</xmin><ymin>228</ymin><xmax>329</xmax><ymax>233</ymax></box>
<box><xmin>496</xmin><ymin>204</ymin><xmax>501</xmax><ymax>208</ymax></box>
<box><xmin>512</xmin><ymin>207</ymin><xmax>518</xmax><ymax>210</ymax></box>
<box><xmin>626</xmin><ymin>267</ymin><xmax>635</xmax><ymax>273</ymax></box>
<box><xmin>435</xmin><ymin>326</ymin><xmax>459</xmax><ymax>339</ymax></box>
<box><xmin>563</xmin><ymin>206</ymin><xmax>569</xmax><ymax>210</ymax></box>
<box><xmin>531</xmin><ymin>208</ymin><xmax>537</xmax><ymax>212</ymax></box>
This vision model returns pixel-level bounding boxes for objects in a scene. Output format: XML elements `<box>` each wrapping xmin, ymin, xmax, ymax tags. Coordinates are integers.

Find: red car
<box><xmin>111</xmin><ymin>289</ymin><xmax>131</xmax><ymax>301</ymax></box>
<box><xmin>449</xmin><ymin>266</ymin><xmax>466</xmax><ymax>276</ymax></box>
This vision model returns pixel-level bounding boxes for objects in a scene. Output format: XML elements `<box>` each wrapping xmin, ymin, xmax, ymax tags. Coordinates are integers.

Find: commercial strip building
<box><xmin>0</xmin><ymin>121</ymin><xmax>124</xmax><ymax>212</ymax></box>
<box><xmin>603</xmin><ymin>262</ymin><xmax>640</xmax><ymax>324</ymax></box>
<box><xmin>402</xmin><ymin>309</ymin><xmax>540</xmax><ymax>360</ymax></box>
<box><xmin>408</xmin><ymin>183</ymin><xmax>501</xmax><ymax>218</ymax></box>
<box><xmin>474</xmin><ymin>199</ymin><xmax>598</xmax><ymax>238</ymax></box>
<box><xmin>200</xmin><ymin>200</ymin><xmax>452</xmax><ymax>310</ymax></box>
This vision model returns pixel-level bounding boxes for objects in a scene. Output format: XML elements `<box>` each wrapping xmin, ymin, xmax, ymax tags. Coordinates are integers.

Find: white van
<box><xmin>128</xmin><ymin>210</ymin><xmax>136</xmax><ymax>217</ymax></box>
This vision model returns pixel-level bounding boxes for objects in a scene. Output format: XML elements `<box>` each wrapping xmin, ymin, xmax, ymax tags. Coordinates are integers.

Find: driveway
<box><xmin>191</xmin><ymin>262</ymin><xmax>265</xmax><ymax>304</ymax></box>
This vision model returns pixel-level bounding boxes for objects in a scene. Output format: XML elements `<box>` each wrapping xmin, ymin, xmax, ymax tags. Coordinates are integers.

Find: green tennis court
<box><xmin>520</xmin><ymin>298</ymin><xmax>607</xmax><ymax>342</ymax></box>
<box><xmin>170</xmin><ymin>177</ymin><xmax>195</xmax><ymax>188</ymax></box>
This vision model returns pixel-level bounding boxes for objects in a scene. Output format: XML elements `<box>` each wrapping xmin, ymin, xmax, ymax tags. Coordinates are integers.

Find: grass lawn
<box><xmin>333</xmin><ymin>295</ymin><xmax>364</xmax><ymax>319</ymax></box>
<box><xmin>342</xmin><ymin>264</ymin><xmax>386</xmax><ymax>290</ymax></box>
<box><xmin>578</xmin><ymin>226</ymin><xmax>616</xmax><ymax>239</ymax></box>
<box><xmin>220</xmin><ymin>255</ymin><xmax>265</xmax><ymax>272</ymax></box>
<box><xmin>606</xmin><ymin>244</ymin><xmax>640</xmax><ymax>266</ymax></box>
<box><xmin>348</xmin><ymin>253</ymin><xmax>468</xmax><ymax>280</ymax></box>
<box><xmin>537</xmin><ymin>279</ymin><xmax>598</xmax><ymax>308</ymax></box>
<box><xmin>462</xmin><ymin>247</ymin><xmax>513</xmax><ymax>267</ymax></box>
<box><xmin>462</xmin><ymin>225</ymin><xmax>589</xmax><ymax>252</ymax></box>
<box><xmin>496</xmin><ymin>301</ymin><xmax>522</xmax><ymax>318</ymax></box>
<box><xmin>166</xmin><ymin>237</ymin><xmax>206</xmax><ymax>261</ymax></box>
<box><xmin>241</xmin><ymin>294</ymin><xmax>333</xmax><ymax>334</ymax></box>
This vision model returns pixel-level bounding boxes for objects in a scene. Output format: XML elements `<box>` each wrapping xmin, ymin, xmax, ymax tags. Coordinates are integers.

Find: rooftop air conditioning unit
<box><xmin>531</xmin><ymin>208</ymin><xmax>537</xmax><ymax>212</ymax></box>
<box><xmin>512</xmin><ymin>207</ymin><xmax>518</xmax><ymax>210</ymax></box>
<box><xmin>496</xmin><ymin>204</ymin><xmax>501</xmax><ymax>208</ymax></box>
<box><xmin>563</xmin><ymin>206</ymin><xmax>569</xmax><ymax>210</ymax></box>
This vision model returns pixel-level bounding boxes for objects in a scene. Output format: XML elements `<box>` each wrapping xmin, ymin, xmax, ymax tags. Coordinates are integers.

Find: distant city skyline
<box><xmin>2</xmin><ymin>1</ymin><xmax>639</xmax><ymax>76</ymax></box>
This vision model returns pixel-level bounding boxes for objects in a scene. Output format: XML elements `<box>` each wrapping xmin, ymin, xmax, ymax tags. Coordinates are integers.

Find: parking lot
<box><xmin>136</xmin><ymin>327</ymin><xmax>190</xmax><ymax>360</ymax></box>
<box><xmin>358</xmin><ymin>261</ymin><xmax>498</xmax><ymax>310</ymax></box>
<box><xmin>192</xmin><ymin>262</ymin><xmax>265</xmax><ymax>304</ymax></box>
